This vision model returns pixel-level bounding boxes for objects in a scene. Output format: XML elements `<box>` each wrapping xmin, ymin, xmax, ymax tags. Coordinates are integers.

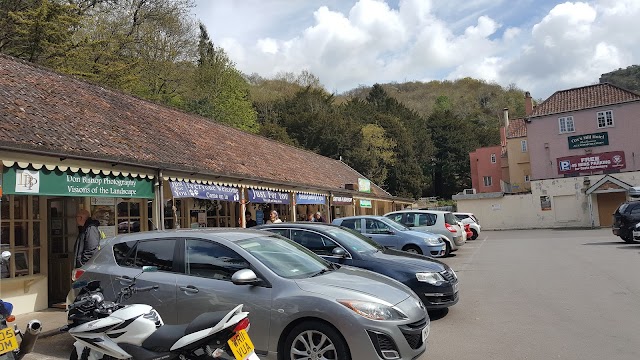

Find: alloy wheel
<box><xmin>290</xmin><ymin>330</ymin><xmax>337</xmax><ymax>360</ymax></box>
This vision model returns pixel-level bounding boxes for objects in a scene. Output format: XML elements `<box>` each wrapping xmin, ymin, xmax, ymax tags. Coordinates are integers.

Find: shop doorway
<box><xmin>47</xmin><ymin>197</ymin><xmax>82</xmax><ymax>307</ymax></box>
<box><xmin>597</xmin><ymin>192</ymin><xmax>627</xmax><ymax>227</ymax></box>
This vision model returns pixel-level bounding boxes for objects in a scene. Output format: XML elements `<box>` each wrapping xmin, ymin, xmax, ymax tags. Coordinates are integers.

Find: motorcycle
<box><xmin>0</xmin><ymin>251</ymin><xmax>43</xmax><ymax>360</ymax></box>
<box><xmin>64</xmin><ymin>265</ymin><xmax>258</xmax><ymax>360</ymax></box>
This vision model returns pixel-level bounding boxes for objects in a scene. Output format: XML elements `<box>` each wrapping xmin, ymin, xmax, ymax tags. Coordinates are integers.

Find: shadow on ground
<box><xmin>427</xmin><ymin>308</ymin><xmax>449</xmax><ymax>321</ymax></box>
<box><xmin>583</xmin><ymin>241</ymin><xmax>630</xmax><ymax>245</ymax></box>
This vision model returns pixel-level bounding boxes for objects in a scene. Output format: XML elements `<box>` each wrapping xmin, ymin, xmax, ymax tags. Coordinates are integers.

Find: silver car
<box><xmin>385</xmin><ymin>210</ymin><xmax>465</xmax><ymax>256</ymax></box>
<box><xmin>69</xmin><ymin>229</ymin><xmax>430</xmax><ymax>360</ymax></box>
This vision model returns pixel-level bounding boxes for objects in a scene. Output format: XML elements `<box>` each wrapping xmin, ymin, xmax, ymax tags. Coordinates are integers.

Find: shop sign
<box><xmin>248</xmin><ymin>189</ymin><xmax>290</xmax><ymax>204</ymax></box>
<box><xmin>295</xmin><ymin>193</ymin><xmax>325</xmax><ymax>205</ymax></box>
<box><xmin>557</xmin><ymin>151</ymin><xmax>626</xmax><ymax>174</ymax></box>
<box><xmin>359</xmin><ymin>199</ymin><xmax>372</xmax><ymax>208</ymax></box>
<box><xmin>332</xmin><ymin>195</ymin><xmax>353</xmax><ymax>206</ymax></box>
<box><xmin>358</xmin><ymin>178</ymin><xmax>371</xmax><ymax>193</ymax></box>
<box><xmin>568</xmin><ymin>132</ymin><xmax>609</xmax><ymax>149</ymax></box>
<box><xmin>169</xmin><ymin>181</ymin><xmax>240</xmax><ymax>202</ymax></box>
<box><xmin>2</xmin><ymin>167</ymin><xmax>154</xmax><ymax>198</ymax></box>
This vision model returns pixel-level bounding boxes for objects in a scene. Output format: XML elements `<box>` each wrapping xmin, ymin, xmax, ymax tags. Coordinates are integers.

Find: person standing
<box><xmin>245</xmin><ymin>211</ymin><xmax>258</xmax><ymax>227</ymax></box>
<box><xmin>267</xmin><ymin>210</ymin><xmax>283</xmax><ymax>224</ymax></box>
<box><xmin>73</xmin><ymin>209</ymin><xmax>101</xmax><ymax>268</ymax></box>
<box><xmin>314</xmin><ymin>211</ymin><xmax>326</xmax><ymax>223</ymax></box>
<box><xmin>307</xmin><ymin>213</ymin><xmax>315</xmax><ymax>222</ymax></box>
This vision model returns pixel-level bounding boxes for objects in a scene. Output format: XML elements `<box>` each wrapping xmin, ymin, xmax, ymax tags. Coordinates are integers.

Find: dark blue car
<box><xmin>256</xmin><ymin>223</ymin><xmax>459</xmax><ymax>310</ymax></box>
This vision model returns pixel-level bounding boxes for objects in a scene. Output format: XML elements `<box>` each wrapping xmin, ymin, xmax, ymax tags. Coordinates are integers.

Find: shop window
<box><xmin>203</xmin><ymin>200</ymin><xmax>233</xmax><ymax>228</ymax></box>
<box><xmin>0</xmin><ymin>195</ymin><xmax>42</xmax><ymax>279</ymax></box>
<box><xmin>164</xmin><ymin>199</ymin><xmax>184</xmax><ymax>229</ymax></box>
<box><xmin>117</xmin><ymin>198</ymin><xmax>143</xmax><ymax>234</ymax></box>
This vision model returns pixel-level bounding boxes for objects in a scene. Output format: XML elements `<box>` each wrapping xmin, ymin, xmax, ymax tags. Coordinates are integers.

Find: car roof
<box><xmin>332</xmin><ymin>215</ymin><xmax>387</xmax><ymax>221</ymax></box>
<box><xmin>256</xmin><ymin>222</ymin><xmax>347</xmax><ymax>230</ymax></box>
<box><xmin>388</xmin><ymin>209</ymin><xmax>451</xmax><ymax>214</ymax></box>
<box><xmin>107</xmin><ymin>228</ymin><xmax>270</xmax><ymax>244</ymax></box>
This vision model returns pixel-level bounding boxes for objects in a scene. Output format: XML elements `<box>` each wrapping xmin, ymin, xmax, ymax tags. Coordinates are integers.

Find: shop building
<box><xmin>0</xmin><ymin>54</ymin><xmax>410</xmax><ymax>314</ymax></box>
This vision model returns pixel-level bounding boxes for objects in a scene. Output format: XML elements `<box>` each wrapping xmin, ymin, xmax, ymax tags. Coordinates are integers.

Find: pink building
<box><xmin>469</xmin><ymin>144</ymin><xmax>503</xmax><ymax>193</ymax></box>
<box><xmin>526</xmin><ymin>83</ymin><xmax>640</xmax><ymax>180</ymax></box>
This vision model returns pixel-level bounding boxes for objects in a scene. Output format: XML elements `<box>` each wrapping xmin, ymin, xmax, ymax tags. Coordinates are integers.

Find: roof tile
<box><xmin>506</xmin><ymin>118</ymin><xmax>527</xmax><ymax>138</ymax></box>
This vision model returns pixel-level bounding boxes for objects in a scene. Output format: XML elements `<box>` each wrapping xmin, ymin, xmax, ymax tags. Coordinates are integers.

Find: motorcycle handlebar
<box><xmin>68</xmin><ymin>297</ymin><xmax>92</xmax><ymax>310</ymax></box>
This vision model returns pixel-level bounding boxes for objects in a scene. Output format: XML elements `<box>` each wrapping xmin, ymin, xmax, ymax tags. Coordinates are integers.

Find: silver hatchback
<box><xmin>69</xmin><ymin>229</ymin><xmax>430</xmax><ymax>360</ymax></box>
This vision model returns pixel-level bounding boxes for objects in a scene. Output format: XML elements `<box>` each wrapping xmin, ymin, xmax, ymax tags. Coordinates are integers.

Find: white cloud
<box><xmin>195</xmin><ymin>0</ymin><xmax>640</xmax><ymax>99</ymax></box>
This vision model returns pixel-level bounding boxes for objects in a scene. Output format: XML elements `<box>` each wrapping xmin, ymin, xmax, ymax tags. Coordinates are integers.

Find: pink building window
<box><xmin>483</xmin><ymin>176</ymin><xmax>492</xmax><ymax>186</ymax></box>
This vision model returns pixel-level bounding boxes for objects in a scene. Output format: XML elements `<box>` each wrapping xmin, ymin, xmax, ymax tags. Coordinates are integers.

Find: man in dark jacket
<box><xmin>73</xmin><ymin>209</ymin><xmax>101</xmax><ymax>268</ymax></box>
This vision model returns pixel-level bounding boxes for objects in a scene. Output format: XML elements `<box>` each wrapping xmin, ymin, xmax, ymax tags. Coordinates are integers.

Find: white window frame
<box><xmin>483</xmin><ymin>176</ymin><xmax>492</xmax><ymax>187</ymax></box>
<box><xmin>558</xmin><ymin>116</ymin><xmax>575</xmax><ymax>134</ymax></box>
<box><xmin>490</xmin><ymin>154</ymin><xmax>496</xmax><ymax>163</ymax></box>
<box><xmin>521</xmin><ymin>140</ymin><xmax>527</xmax><ymax>152</ymax></box>
<box><xmin>597</xmin><ymin>110</ymin><xmax>614</xmax><ymax>128</ymax></box>
<box><xmin>525</xmin><ymin>175</ymin><xmax>531</xmax><ymax>182</ymax></box>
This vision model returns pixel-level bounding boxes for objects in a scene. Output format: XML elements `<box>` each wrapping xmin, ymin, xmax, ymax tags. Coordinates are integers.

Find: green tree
<box><xmin>348</xmin><ymin>124</ymin><xmax>396</xmax><ymax>186</ymax></box>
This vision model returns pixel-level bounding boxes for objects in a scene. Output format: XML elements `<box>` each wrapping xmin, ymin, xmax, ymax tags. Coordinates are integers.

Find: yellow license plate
<box><xmin>0</xmin><ymin>327</ymin><xmax>18</xmax><ymax>355</ymax></box>
<box><xmin>227</xmin><ymin>329</ymin><xmax>255</xmax><ymax>360</ymax></box>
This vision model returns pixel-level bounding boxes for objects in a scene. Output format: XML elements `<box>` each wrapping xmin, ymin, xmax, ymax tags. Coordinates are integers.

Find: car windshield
<box><xmin>236</xmin><ymin>235</ymin><xmax>331</xmax><ymax>279</ymax></box>
<box><xmin>378</xmin><ymin>217</ymin><xmax>410</xmax><ymax>231</ymax></box>
<box><xmin>325</xmin><ymin>227</ymin><xmax>382</xmax><ymax>253</ymax></box>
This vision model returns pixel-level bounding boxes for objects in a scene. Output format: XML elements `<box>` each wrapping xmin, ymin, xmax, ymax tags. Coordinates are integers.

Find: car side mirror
<box><xmin>232</xmin><ymin>269</ymin><xmax>261</xmax><ymax>286</ymax></box>
<box><xmin>1</xmin><ymin>251</ymin><xmax>11</xmax><ymax>261</ymax></box>
<box><xmin>385</xmin><ymin>230</ymin><xmax>394</xmax><ymax>235</ymax></box>
<box><xmin>332</xmin><ymin>247</ymin><xmax>347</xmax><ymax>258</ymax></box>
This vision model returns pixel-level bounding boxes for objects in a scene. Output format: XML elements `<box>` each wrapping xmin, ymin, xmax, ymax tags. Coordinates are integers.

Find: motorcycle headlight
<box><xmin>338</xmin><ymin>300</ymin><xmax>408</xmax><ymax>321</ymax></box>
<box><xmin>416</xmin><ymin>272</ymin><xmax>445</xmax><ymax>285</ymax></box>
<box><xmin>424</xmin><ymin>237</ymin><xmax>442</xmax><ymax>245</ymax></box>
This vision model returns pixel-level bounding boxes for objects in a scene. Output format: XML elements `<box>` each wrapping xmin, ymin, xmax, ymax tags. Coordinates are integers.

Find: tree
<box><xmin>348</xmin><ymin>124</ymin><xmax>396</xmax><ymax>186</ymax></box>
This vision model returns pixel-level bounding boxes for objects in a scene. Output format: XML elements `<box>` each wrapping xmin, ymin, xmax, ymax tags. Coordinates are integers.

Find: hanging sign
<box><xmin>248</xmin><ymin>189</ymin><xmax>290</xmax><ymax>204</ymax></box>
<box><xmin>2</xmin><ymin>167</ymin><xmax>153</xmax><ymax>198</ymax></box>
<box><xmin>358</xmin><ymin>178</ymin><xmax>371</xmax><ymax>193</ymax></box>
<box><xmin>295</xmin><ymin>193</ymin><xmax>325</xmax><ymax>205</ymax></box>
<box><xmin>567</xmin><ymin>132</ymin><xmax>609</xmax><ymax>149</ymax></box>
<box><xmin>359</xmin><ymin>199</ymin><xmax>372</xmax><ymax>208</ymax></box>
<box><xmin>557</xmin><ymin>151</ymin><xmax>625</xmax><ymax>174</ymax></box>
<box><xmin>169</xmin><ymin>181</ymin><xmax>240</xmax><ymax>202</ymax></box>
<box><xmin>332</xmin><ymin>195</ymin><xmax>353</xmax><ymax>206</ymax></box>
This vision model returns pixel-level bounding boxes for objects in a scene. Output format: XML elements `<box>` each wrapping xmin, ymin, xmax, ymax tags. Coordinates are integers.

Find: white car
<box><xmin>454</xmin><ymin>212</ymin><xmax>481</xmax><ymax>240</ymax></box>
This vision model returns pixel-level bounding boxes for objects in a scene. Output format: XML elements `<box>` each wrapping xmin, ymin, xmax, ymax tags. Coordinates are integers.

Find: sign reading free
<box><xmin>3</xmin><ymin>167</ymin><xmax>154</xmax><ymax>198</ymax></box>
<box><xmin>557</xmin><ymin>151</ymin><xmax>626</xmax><ymax>174</ymax></box>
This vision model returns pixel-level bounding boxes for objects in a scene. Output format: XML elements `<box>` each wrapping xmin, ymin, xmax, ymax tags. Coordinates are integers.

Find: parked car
<box><xmin>612</xmin><ymin>200</ymin><xmax>640</xmax><ymax>243</ymax></box>
<box><xmin>331</xmin><ymin>216</ymin><xmax>446</xmax><ymax>257</ymax></box>
<box><xmin>385</xmin><ymin>210</ymin><xmax>465</xmax><ymax>256</ymax></box>
<box><xmin>69</xmin><ymin>229</ymin><xmax>430</xmax><ymax>360</ymax></box>
<box><xmin>258</xmin><ymin>223</ymin><xmax>459</xmax><ymax>310</ymax></box>
<box><xmin>454</xmin><ymin>212</ymin><xmax>481</xmax><ymax>240</ymax></box>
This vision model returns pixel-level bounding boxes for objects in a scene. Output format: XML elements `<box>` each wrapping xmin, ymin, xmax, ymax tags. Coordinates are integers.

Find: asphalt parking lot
<box><xmin>25</xmin><ymin>228</ymin><xmax>640</xmax><ymax>360</ymax></box>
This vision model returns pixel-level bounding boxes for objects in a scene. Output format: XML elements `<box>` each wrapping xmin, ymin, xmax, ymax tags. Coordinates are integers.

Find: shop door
<box><xmin>48</xmin><ymin>198</ymin><xmax>81</xmax><ymax>306</ymax></box>
<box><xmin>597</xmin><ymin>192</ymin><xmax>627</xmax><ymax>227</ymax></box>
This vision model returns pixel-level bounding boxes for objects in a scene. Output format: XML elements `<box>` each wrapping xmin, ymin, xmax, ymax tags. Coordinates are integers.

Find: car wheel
<box><xmin>444</xmin><ymin>241</ymin><xmax>452</xmax><ymax>257</ymax></box>
<box><xmin>402</xmin><ymin>244</ymin><xmax>422</xmax><ymax>254</ymax></box>
<box><xmin>621</xmin><ymin>232</ymin><xmax>636</xmax><ymax>243</ymax></box>
<box><xmin>284</xmin><ymin>321</ymin><xmax>351</xmax><ymax>360</ymax></box>
<box><xmin>470</xmin><ymin>229</ymin><xmax>478</xmax><ymax>240</ymax></box>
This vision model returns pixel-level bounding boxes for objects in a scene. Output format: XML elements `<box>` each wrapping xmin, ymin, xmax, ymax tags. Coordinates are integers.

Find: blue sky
<box><xmin>193</xmin><ymin>0</ymin><xmax>640</xmax><ymax>99</ymax></box>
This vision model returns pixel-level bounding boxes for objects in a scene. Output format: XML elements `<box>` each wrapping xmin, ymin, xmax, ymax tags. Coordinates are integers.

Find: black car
<box><xmin>613</xmin><ymin>200</ymin><xmax>640</xmax><ymax>243</ymax></box>
<box><xmin>257</xmin><ymin>223</ymin><xmax>459</xmax><ymax>310</ymax></box>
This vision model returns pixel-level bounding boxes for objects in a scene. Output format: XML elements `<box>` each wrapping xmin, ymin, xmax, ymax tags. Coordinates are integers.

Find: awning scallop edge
<box><xmin>1</xmin><ymin>160</ymin><xmax>154</xmax><ymax>179</ymax></box>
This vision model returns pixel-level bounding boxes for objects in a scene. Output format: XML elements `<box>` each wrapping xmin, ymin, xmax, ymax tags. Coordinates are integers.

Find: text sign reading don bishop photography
<box><xmin>3</xmin><ymin>168</ymin><xmax>154</xmax><ymax>198</ymax></box>
<box><xmin>248</xmin><ymin>189</ymin><xmax>290</xmax><ymax>204</ymax></box>
<box><xmin>295</xmin><ymin>193</ymin><xmax>325</xmax><ymax>205</ymax></box>
<box><xmin>557</xmin><ymin>151</ymin><xmax>626</xmax><ymax>174</ymax></box>
<box><xmin>567</xmin><ymin>132</ymin><xmax>609</xmax><ymax>149</ymax></box>
<box><xmin>170</xmin><ymin>181</ymin><xmax>240</xmax><ymax>202</ymax></box>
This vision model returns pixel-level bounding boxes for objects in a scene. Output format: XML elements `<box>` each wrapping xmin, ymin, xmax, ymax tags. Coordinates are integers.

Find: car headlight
<box><xmin>338</xmin><ymin>300</ymin><xmax>408</xmax><ymax>321</ymax></box>
<box><xmin>424</xmin><ymin>237</ymin><xmax>442</xmax><ymax>245</ymax></box>
<box><xmin>416</xmin><ymin>272</ymin><xmax>445</xmax><ymax>285</ymax></box>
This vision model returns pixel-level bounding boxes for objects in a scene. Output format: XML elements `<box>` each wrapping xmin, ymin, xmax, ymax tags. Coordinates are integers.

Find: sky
<box><xmin>193</xmin><ymin>0</ymin><xmax>640</xmax><ymax>99</ymax></box>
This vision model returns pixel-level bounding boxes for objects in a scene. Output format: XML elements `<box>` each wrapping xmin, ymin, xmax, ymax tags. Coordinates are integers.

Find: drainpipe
<box><xmin>158</xmin><ymin>170</ymin><xmax>165</xmax><ymax>230</ymax></box>
<box><xmin>240</xmin><ymin>187</ymin><xmax>246</xmax><ymax>228</ymax></box>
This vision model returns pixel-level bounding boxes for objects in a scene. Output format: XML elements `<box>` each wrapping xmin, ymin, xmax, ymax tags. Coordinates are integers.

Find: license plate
<box><xmin>0</xmin><ymin>327</ymin><xmax>18</xmax><ymax>355</ymax></box>
<box><xmin>421</xmin><ymin>324</ymin><xmax>430</xmax><ymax>342</ymax></box>
<box><xmin>228</xmin><ymin>329</ymin><xmax>256</xmax><ymax>360</ymax></box>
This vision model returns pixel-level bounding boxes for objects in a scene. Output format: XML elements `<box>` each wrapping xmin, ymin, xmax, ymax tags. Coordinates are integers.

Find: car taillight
<box><xmin>233</xmin><ymin>318</ymin><xmax>250</xmax><ymax>333</ymax></box>
<box><xmin>445</xmin><ymin>223</ymin><xmax>457</xmax><ymax>233</ymax></box>
<box><xmin>464</xmin><ymin>224</ymin><xmax>470</xmax><ymax>231</ymax></box>
<box><xmin>72</xmin><ymin>268</ymin><xmax>85</xmax><ymax>281</ymax></box>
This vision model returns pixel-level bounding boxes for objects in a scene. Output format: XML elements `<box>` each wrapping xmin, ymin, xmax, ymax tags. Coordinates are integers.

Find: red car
<box><xmin>464</xmin><ymin>224</ymin><xmax>473</xmax><ymax>239</ymax></box>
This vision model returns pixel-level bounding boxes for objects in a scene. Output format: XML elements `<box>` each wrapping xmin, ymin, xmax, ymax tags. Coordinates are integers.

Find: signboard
<box><xmin>2</xmin><ymin>167</ymin><xmax>154</xmax><ymax>198</ymax></box>
<box><xmin>359</xmin><ymin>199</ymin><xmax>372</xmax><ymax>208</ymax></box>
<box><xmin>248</xmin><ymin>189</ymin><xmax>290</xmax><ymax>204</ymax></box>
<box><xmin>358</xmin><ymin>178</ymin><xmax>371</xmax><ymax>193</ymax></box>
<box><xmin>169</xmin><ymin>181</ymin><xmax>240</xmax><ymax>202</ymax></box>
<box><xmin>540</xmin><ymin>196</ymin><xmax>552</xmax><ymax>211</ymax></box>
<box><xmin>568</xmin><ymin>132</ymin><xmax>609</xmax><ymax>149</ymax></box>
<box><xmin>295</xmin><ymin>193</ymin><xmax>325</xmax><ymax>205</ymax></box>
<box><xmin>332</xmin><ymin>195</ymin><xmax>353</xmax><ymax>206</ymax></box>
<box><xmin>557</xmin><ymin>151</ymin><xmax>626</xmax><ymax>174</ymax></box>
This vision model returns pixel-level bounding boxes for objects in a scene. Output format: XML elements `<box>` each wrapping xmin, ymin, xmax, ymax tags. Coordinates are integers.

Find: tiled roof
<box><xmin>530</xmin><ymin>83</ymin><xmax>640</xmax><ymax>118</ymax></box>
<box><xmin>506</xmin><ymin>118</ymin><xmax>527</xmax><ymax>138</ymax></box>
<box><xmin>0</xmin><ymin>55</ymin><xmax>392</xmax><ymax>198</ymax></box>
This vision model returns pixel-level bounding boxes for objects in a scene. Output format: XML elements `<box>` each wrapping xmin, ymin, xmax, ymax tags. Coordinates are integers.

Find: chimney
<box><xmin>503</xmin><ymin>108</ymin><xmax>509</xmax><ymax>132</ymax></box>
<box><xmin>525</xmin><ymin>91</ymin><xmax>533</xmax><ymax>116</ymax></box>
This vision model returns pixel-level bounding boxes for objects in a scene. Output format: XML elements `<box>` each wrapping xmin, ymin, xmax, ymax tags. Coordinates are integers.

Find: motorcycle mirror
<box><xmin>1</xmin><ymin>251</ymin><xmax>11</xmax><ymax>261</ymax></box>
<box><xmin>72</xmin><ymin>281</ymin><xmax>88</xmax><ymax>289</ymax></box>
<box><xmin>142</xmin><ymin>266</ymin><xmax>158</xmax><ymax>273</ymax></box>
<box><xmin>231</xmin><ymin>269</ymin><xmax>261</xmax><ymax>285</ymax></box>
<box><xmin>87</xmin><ymin>280</ymin><xmax>101</xmax><ymax>291</ymax></box>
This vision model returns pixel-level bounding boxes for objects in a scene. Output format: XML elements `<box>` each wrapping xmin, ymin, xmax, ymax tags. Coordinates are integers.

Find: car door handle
<box><xmin>179</xmin><ymin>285</ymin><xmax>199</xmax><ymax>294</ymax></box>
<box><xmin>116</xmin><ymin>276</ymin><xmax>133</xmax><ymax>285</ymax></box>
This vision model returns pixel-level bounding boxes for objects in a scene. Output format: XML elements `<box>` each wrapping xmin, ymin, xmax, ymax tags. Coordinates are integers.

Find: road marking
<box><xmin>457</xmin><ymin>235</ymin><xmax>488</xmax><ymax>273</ymax></box>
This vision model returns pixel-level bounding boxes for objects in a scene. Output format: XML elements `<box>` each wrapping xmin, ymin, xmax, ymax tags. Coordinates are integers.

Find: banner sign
<box><xmin>557</xmin><ymin>151</ymin><xmax>626</xmax><ymax>174</ymax></box>
<box><xmin>358</xmin><ymin>178</ymin><xmax>371</xmax><ymax>193</ymax></box>
<box><xmin>359</xmin><ymin>199</ymin><xmax>372</xmax><ymax>208</ymax></box>
<box><xmin>295</xmin><ymin>193</ymin><xmax>325</xmax><ymax>205</ymax></box>
<box><xmin>332</xmin><ymin>195</ymin><xmax>353</xmax><ymax>206</ymax></box>
<box><xmin>2</xmin><ymin>167</ymin><xmax>154</xmax><ymax>198</ymax></box>
<box><xmin>568</xmin><ymin>132</ymin><xmax>609</xmax><ymax>149</ymax></box>
<box><xmin>170</xmin><ymin>181</ymin><xmax>240</xmax><ymax>202</ymax></box>
<box><xmin>248</xmin><ymin>189</ymin><xmax>290</xmax><ymax>204</ymax></box>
